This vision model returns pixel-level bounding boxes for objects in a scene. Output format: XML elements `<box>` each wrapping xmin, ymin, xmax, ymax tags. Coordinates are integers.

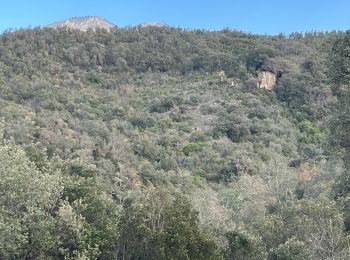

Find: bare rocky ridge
<box><xmin>47</xmin><ymin>16</ymin><xmax>116</xmax><ymax>32</ymax></box>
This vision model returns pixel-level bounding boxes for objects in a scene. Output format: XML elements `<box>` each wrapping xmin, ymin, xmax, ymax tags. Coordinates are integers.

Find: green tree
<box><xmin>0</xmin><ymin>140</ymin><xmax>62</xmax><ymax>259</ymax></box>
<box><xmin>224</xmin><ymin>231</ymin><xmax>266</xmax><ymax>260</ymax></box>
<box><xmin>117</xmin><ymin>188</ymin><xmax>221</xmax><ymax>260</ymax></box>
<box><xmin>328</xmin><ymin>30</ymin><xmax>350</xmax><ymax>234</ymax></box>
<box><xmin>255</xmin><ymin>196</ymin><xmax>349</xmax><ymax>259</ymax></box>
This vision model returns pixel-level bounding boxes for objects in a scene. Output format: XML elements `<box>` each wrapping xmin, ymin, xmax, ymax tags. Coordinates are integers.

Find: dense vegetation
<box><xmin>1</xmin><ymin>25</ymin><xmax>350</xmax><ymax>259</ymax></box>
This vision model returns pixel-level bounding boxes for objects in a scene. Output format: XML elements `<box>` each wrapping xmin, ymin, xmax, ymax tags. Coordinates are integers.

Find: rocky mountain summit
<box><xmin>47</xmin><ymin>16</ymin><xmax>116</xmax><ymax>31</ymax></box>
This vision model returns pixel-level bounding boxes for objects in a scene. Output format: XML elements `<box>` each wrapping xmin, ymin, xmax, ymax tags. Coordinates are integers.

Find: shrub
<box><xmin>182</xmin><ymin>143</ymin><xmax>200</xmax><ymax>156</ymax></box>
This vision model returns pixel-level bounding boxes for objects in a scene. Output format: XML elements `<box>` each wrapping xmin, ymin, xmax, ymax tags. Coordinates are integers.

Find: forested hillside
<box><xmin>1</xmin><ymin>25</ymin><xmax>350</xmax><ymax>259</ymax></box>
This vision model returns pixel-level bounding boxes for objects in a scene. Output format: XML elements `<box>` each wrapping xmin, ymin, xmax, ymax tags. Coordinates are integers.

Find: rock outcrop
<box><xmin>257</xmin><ymin>70</ymin><xmax>276</xmax><ymax>90</ymax></box>
<box><xmin>141</xmin><ymin>21</ymin><xmax>168</xmax><ymax>28</ymax></box>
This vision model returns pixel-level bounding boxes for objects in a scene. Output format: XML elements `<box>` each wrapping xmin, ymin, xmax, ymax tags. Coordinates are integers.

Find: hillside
<box><xmin>1</xmin><ymin>24</ymin><xmax>350</xmax><ymax>259</ymax></box>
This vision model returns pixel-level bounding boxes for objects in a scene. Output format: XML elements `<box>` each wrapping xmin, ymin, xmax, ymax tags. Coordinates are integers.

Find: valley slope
<box><xmin>0</xmin><ymin>25</ymin><xmax>348</xmax><ymax>259</ymax></box>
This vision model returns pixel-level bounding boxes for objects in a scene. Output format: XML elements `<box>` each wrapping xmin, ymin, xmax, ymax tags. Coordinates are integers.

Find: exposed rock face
<box><xmin>47</xmin><ymin>16</ymin><xmax>116</xmax><ymax>32</ymax></box>
<box><xmin>257</xmin><ymin>70</ymin><xmax>276</xmax><ymax>90</ymax></box>
<box><xmin>217</xmin><ymin>70</ymin><xmax>226</xmax><ymax>81</ymax></box>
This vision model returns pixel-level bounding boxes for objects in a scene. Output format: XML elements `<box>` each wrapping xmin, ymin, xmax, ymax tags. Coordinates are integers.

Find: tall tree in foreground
<box><xmin>328</xmin><ymin>30</ymin><xmax>350</xmax><ymax>232</ymax></box>
<box><xmin>0</xmin><ymin>136</ymin><xmax>120</xmax><ymax>259</ymax></box>
<box><xmin>0</xmin><ymin>140</ymin><xmax>62</xmax><ymax>259</ymax></box>
<box><xmin>116</xmin><ymin>188</ymin><xmax>221</xmax><ymax>260</ymax></box>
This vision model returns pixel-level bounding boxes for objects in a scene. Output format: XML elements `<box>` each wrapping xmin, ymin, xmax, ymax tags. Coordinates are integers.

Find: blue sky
<box><xmin>1</xmin><ymin>0</ymin><xmax>350</xmax><ymax>35</ymax></box>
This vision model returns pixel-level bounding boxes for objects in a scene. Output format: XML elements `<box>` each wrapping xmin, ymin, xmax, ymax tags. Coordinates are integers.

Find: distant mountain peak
<box><xmin>47</xmin><ymin>16</ymin><xmax>116</xmax><ymax>32</ymax></box>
